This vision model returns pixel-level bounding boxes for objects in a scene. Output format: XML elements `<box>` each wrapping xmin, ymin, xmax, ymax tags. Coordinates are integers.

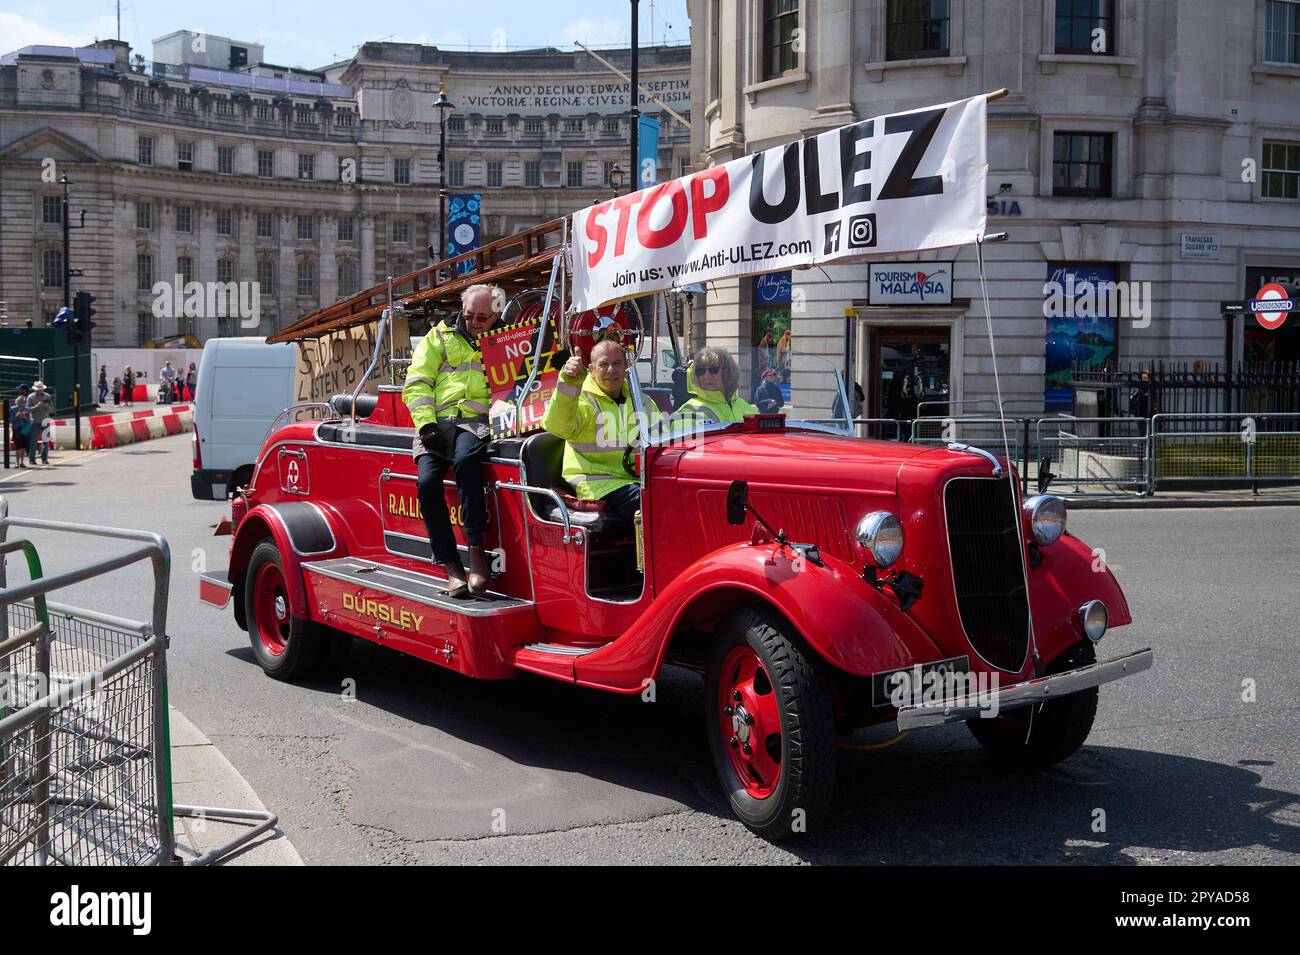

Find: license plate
<box><xmin>871</xmin><ymin>655</ymin><xmax>970</xmax><ymax>708</ymax></box>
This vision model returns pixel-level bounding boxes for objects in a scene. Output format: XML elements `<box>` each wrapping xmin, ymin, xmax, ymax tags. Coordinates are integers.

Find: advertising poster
<box><xmin>479</xmin><ymin>316</ymin><xmax>561</xmax><ymax>438</ymax></box>
<box><xmin>753</xmin><ymin>271</ymin><xmax>792</xmax><ymax>400</ymax></box>
<box><xmin>1043</xmin><ymin>263</ymin><xmax>1118</xmax><ymax>412</ymax></box>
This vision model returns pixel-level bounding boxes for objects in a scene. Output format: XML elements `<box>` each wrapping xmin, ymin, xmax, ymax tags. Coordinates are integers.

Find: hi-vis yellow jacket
<box><xmin>541</xmin><ymin>370</ymin><xmax>662</xmax><ymax>500</ymax></box>
<box><xmin>402</xmin><ymin>322</ymin><xmax>490</xmax><ymax>431</ymax></box>
<box><xmin>676</xmin><ymin>362</ymin><xmax>759</xmax><ymax>426</ymax></box>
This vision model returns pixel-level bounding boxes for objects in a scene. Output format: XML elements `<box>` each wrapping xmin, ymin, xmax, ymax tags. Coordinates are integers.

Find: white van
<box><xmin>190</xmin><ymin>338</ymin><xmax>297</xmax><ymax>500</ymax></box>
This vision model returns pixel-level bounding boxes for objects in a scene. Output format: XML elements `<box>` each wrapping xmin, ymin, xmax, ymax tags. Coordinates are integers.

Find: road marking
<box><xmin>0</xmin><ymin>451</ymin><xmax>98</xmax><ymax>482</ymax></box>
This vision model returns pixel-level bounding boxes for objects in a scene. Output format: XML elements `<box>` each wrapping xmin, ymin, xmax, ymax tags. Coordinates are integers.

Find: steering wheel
<box><xmin>567</xmin><ymin>300</ymin><xmax>644</xmax><ymax>364</ymax></box>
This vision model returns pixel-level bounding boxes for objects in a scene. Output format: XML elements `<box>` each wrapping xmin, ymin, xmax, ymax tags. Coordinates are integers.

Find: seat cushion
<box><xmin>521</xmin><ymin>431</ymin><xmax>630</xmax><ymax>535</ymax></box>
<box><xmin>329</xmin><ymin>393</ymin><xmax>379</xmax><ymax>419</ymax></box>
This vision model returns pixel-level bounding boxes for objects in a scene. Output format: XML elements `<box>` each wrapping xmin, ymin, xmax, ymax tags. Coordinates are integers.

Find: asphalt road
<box><xmin>4</xmin><ymin>435</ymin><xmax>1298</xmax><ymax>864</ymax></box>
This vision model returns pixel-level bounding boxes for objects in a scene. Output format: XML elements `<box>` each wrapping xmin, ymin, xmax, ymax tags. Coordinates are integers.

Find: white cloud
<box><xmin>556</xmin><ymin>18</ymin><xmax>626</xmax><ymax>47</ymax></box>
<box><xmin>0</xmin><ymin>12</ymin><xmax>118</xmax><ymax>52</ymax></box>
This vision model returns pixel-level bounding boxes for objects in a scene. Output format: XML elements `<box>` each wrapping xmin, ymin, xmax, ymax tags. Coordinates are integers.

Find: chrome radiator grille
<box><xmin>943</xmin><ymin>477</ymin><xmax>1030</xmax><ymax>672</ymax></box>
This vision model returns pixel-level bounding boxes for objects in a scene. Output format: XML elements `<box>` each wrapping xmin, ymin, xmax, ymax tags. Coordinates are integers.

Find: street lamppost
<box><xmin>433</xmin><ymin>83</ymin><xmax>455</xmax><ymax>275</ymax></box>
<box><xmin>607</xmin><ymin>163</ymin><xmax>625</xmax><ymax>198</ymax></box>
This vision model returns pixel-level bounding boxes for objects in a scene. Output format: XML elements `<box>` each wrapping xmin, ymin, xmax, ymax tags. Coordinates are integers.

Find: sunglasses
<box><xmin>699</xmin><ymin>365</ymin><xmax>721</xmax><ymax>375</ymax></box>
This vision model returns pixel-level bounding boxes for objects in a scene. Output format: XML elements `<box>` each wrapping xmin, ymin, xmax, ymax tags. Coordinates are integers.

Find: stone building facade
<box><xmin>688</xmin><ymin>0</ymin><xmax>1300</xmax><ymax>419</ymax></box>
<box><xmin>0</xmin><ymin>36</ymin><xmax>690</xmax><ymax>346</ymax></box>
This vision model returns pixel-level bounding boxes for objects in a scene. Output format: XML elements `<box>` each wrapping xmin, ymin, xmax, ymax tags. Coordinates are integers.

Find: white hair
<box><xmin>460</xmin><ymin>284</ymin><xmax>503</xmax><ymax>309</ymax></box>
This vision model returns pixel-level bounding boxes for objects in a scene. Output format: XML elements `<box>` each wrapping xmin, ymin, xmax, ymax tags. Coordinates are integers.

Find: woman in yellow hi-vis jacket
<box><xmin>541</xmin><ymin>338</ymin><xmax>661</xmax><ymax>524</ymax></box>
<box><xmin>674</xmin><ymin>345</ymin><xmax>759</xmax><ymax>429</ymax></box>
<box><xmin>402</xmin><ymin>284</ymin><xmax>500</xmax><ymax>597</ymax></box>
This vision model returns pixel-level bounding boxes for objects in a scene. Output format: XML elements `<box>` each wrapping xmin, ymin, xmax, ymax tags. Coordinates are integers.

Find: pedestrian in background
<box><xmin>10</xmin><ymin>385</ymin><xmax>31</xmax><ymax>469</ymax></box>
<box><xmin>111</xmin><ymin>376</ymin><xmax>122</xmax><ymax>406</ymax></box>
<box><xmin>25</xmin><ymin>380</ymin><xmax>53</xmax><ymax>465</ymax></box>
<box><xmin>159</xmin><ymin>360</ymin><xmax>178</xmax><ymax>404</ymax></box>
<box><xmin>185</xmin><ymin>362</ymin><xmax>198</xmax><ymax>402</ymax></box>
<box><xmin>753</xmin><ymin>367</ymin><xmax>784</xmax><ymax>414</ymax></box>
<box><xmin>97</xmin><ymin>364</ymin><xmax>108</xmax><ymax>404</ymax></box>
<box><xmin>122</xmin><ymin>365</ymin><xmax>135</xmax><ymax>405</ymax></box>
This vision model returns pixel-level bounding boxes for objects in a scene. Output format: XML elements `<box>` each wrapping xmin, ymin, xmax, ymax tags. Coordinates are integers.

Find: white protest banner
<box><xmin>570</xmin><ymin>94</ymin><xmax>988</xmax><ymax>311</ymax></box>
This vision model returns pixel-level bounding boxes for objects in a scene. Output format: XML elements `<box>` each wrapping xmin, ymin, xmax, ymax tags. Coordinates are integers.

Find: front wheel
<box><xmin>966</xmin><ymin>640</ymin><xmax>1099</xmax><ymax>767</ymax></box>
<box><xmin>704</xmin><ymin>606</ymin><xmax>837</xmax><ymax>840</ymax></box>
<box><xmin>245</xmin><ymin>539</ymin><xmax>324</xmax><ymax>681</ymax></box>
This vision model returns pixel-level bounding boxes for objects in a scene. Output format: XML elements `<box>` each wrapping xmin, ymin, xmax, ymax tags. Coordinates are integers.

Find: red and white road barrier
<box><xmin>46</xmin><ymin>404</ymin><xmax>193</xmax><ymax>450</ymax></box>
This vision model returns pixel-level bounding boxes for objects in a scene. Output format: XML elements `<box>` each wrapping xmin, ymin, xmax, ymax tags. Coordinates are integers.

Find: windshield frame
<box><xmin>630</xmin><ymin>364</ymin><xmax>855</xmax><ymax>449</ymax></box>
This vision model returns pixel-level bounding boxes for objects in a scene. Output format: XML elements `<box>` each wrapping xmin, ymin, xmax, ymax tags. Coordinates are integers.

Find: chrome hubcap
<box><xmin>274</xmin><ymin>595</ymin><xmax>287</xmax><ymax>620</ymax></box>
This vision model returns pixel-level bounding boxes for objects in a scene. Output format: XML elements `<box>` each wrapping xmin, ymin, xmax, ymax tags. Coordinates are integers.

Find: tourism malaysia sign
<box><xmin>570</xmin><ymin>94</ymin><xmax>988</xmax><ymax>311</ymax></box>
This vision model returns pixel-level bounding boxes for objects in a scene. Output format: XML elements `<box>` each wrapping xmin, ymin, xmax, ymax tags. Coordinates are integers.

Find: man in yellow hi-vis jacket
<box><xmin>541</xmin><ymin>337</ymin><xmax>661</xmax><ymax>524</ymax></box>
<box><xmin>403</xmin><ymin>284</ymin><xmax>500</xmax><ymax>597</ymax></box>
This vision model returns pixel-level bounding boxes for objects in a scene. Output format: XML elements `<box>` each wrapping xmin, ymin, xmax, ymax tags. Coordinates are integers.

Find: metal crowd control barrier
<box><xmin>1037</xmin><ymin>416</ymin><xmax>1149</xmax><ymax>498</ymax></box>
<box><xmin>1150</xmin><ymin>413</ymin><xmax>1300</xmax><ymax>492</ymax></box>
<box><xmin>804</xmin><ymin>417</ymin><xmax>906</xmax><ymax>441</ymax></box>
<box><xmin>0</xmin><ymin>499</ymin><xmax>278</xmax><ymax>866</ymax></box>
<box><xmin>911</xmin><ymin>416</ymin><xmax>1026</xmax><ymax>466</ymax></box>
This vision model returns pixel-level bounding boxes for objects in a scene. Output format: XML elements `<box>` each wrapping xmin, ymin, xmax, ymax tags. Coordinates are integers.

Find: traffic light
<box><xmin>71</xmin><ymin>290</ymin><xmax>96</xmax><ymax>345</ymax></box>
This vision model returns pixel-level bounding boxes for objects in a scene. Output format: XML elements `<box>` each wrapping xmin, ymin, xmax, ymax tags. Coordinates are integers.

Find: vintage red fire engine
<box><xmin>200</xmin><ymin>155</ymin><xmax>1152</xmax><ymax>840</ymax></box>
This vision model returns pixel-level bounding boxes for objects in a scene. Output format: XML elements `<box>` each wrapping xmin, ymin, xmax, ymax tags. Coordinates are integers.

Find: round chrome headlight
<box><xmin>1080</xmin><ymin>600</ymin><xmax>1108</xmax><ymax>642</ymax></box>
<box><xmin>855</xmin><ymin>511</ymin><xmax>904</xmax><ymax>568</ymax></box>
<box><xmin>1023</xmin><ymin>494</ymin><xmax>1067</xmax><ymax>546</ymax></box>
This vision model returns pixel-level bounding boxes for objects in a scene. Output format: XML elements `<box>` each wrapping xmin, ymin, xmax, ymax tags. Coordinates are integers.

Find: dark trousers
<box><xmin>417</xmin><ymin>426</ymin><xmax>489</xmax><ymax>564</ymax></box>
<box><xmin>603</xmin><ymin>483</ymin><xmax>641</xmax><ymax>524</ymax></box>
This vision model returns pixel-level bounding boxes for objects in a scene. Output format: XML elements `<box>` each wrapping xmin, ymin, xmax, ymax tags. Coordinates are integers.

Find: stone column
<box><xmin>158</xmin><ymin>200</ymin><xmax>177</xmax><ymax>339</ymax></box>
<box><xmin>278</xmin><ymin>211</ymin><xmax>298</xmax><ymax>330</ymax></box>
<box><xmin>197</xmin><ymin>203</ymin><xmax>217</xmax><ymax>340</ymax></box>
<box><xmin>319</xmin><ymin>212</ymin><xmax>338</xmax><ymax>306</ymax></box>
<box><xmin>359</xmin><ymin>214</ymin><xmax>376</xmax><ymax>288</ymax></box>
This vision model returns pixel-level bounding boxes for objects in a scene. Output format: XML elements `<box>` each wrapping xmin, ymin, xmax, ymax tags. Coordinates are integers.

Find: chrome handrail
<box><xmin>495</xmin><ymin>480</ymin><xmax>575</xmax><ymax>544</ymax></box>
<box><xmin>513</xmin><ymin>252</ymin><xmax>562</xmax><ymax>427</ymax></box>
<box><xmin>260</xmin><ymin>402</ymin><xmax>334</xmax><ymax>451</ymax></box>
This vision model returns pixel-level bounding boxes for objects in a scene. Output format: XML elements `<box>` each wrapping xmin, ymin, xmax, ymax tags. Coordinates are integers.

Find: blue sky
<box><xmin>3</xmin><ymin>1</ymin><xmax>691</xmax><ymax>69</ymax></box>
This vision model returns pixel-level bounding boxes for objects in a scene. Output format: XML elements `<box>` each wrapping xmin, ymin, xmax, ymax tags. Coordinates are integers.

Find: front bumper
<box><xmin>895</xmin><ymin>647</ymin><xmax>1153</xmax><ymax>731</ymax></box>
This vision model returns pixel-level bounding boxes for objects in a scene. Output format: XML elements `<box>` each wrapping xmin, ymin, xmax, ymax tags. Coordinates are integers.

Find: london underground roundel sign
<box><xmin>1251</xmin><ymin>283</ymin><xmax>1293</xmax><ymax>330</ymax></box>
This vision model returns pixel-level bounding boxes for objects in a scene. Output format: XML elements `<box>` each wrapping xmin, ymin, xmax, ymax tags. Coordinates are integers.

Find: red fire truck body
<box><xmin>201</xmin><ymin>378</ymin><xmax>1151</xmax><ymax>838</ymax></box>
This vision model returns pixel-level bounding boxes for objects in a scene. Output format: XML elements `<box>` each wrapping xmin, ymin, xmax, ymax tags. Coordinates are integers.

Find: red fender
<box><xmin>228</xmin><ymin>503</ymin><xmax>345</xmax><ymax>620</ymax></box>
<box><xmin>573</xmin><ymin>541</ymin><xmax>948</xmax><ymax>693</ymax></box>
<box><xmin>1028</xmin><ymin>532</ymin><xmax>1133</xmax><ymax>667</ymax></box>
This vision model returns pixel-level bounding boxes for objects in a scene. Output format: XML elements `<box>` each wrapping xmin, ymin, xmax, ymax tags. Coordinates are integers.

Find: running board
<box><xmin>518</xmin><ymin>642</ymin><xmax>608</xmax><ymax>657</ymax></box>
<box><xmin>302</xmin><ymin>557</ymin><xmax>532</xmax><ymax>617</ymax></box>
<box><xmin>512</xmin><ymin>640</ymin><xmax>612</xmax><ymax>683</ymax></box>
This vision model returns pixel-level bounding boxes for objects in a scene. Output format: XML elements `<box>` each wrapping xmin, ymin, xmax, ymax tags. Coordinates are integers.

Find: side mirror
<box><xmin>726</xmin><ymin>480</ymin><xmax>748</xmax><ymax>526</ymax></box>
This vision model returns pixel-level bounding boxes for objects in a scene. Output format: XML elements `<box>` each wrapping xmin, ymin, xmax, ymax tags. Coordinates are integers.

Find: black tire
<box><xmin>704</xmin><ymin>605</ymin><xmax>837</xmax><ymax>840</ymax></box>
<box><xmin>966</xmin><ymin>640</ymin><xmax>1099</xmax><ymax>767</ymax></box>
<box><xmin>244</xmin><ymin>539</ymin><xmax>324</xmax><ymax>681</ymax></box>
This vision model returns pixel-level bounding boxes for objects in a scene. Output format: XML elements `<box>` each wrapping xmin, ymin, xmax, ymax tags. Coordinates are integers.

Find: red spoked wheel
<box><xmin>244</xmin><ymin>539</ymin><xmax>325</xmax><ymax>681</ymax></box>
<box><xmin>705</xmin><ymin>606</ymin><xmax>837</xmax><ymax>840</ymax></box>
<box><xmin>252</xmin><ymin>560</ymin><xmax>290</xmax><ymax>658</ymax></box>
<box><xmin>717</xmin><ymin>645</ymin><xmax>783</xmax><ymax>799</ymax></box>
<box><xmin>567</xmin><ymin>302</ymin><xmax>642</xmax><ymax>363</ymax></box>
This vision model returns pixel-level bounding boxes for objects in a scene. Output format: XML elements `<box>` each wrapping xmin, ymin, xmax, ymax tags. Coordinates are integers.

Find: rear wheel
<box><xmin>245</xmin><ymin>539</ymin><xmax>323</xmax><ymax>681</ymax></box>
<box><xmin>704</xmin><ymin>606</ymin><xmax>836</xmax><ymax>840</ymax></box>
<box><xmin>966</xmin><ymin>640</ymin><xmax>1098</xmax><ymax>767</ymax></box>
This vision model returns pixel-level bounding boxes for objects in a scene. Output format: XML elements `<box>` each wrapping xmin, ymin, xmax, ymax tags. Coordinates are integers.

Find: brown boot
<box><xmin>443</xmin><ymin>559</ymin><xmax>470</xmax><ymax>599</ymax></box>
<box><xmin>466</xmin><ymin>546</ymin><xmax>489</xmax><ymax>596</ymax></box>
